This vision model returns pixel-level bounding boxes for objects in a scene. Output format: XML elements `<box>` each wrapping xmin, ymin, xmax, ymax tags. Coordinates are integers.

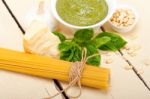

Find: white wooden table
<box><xmin>0</xmin><ymin>0</ymin><xmax>150</xmax><ymax>99</ymax></box>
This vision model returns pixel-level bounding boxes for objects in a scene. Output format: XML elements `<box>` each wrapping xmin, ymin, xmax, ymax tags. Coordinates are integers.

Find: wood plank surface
<box><xmin>0</xmin><ymin>1</ymin><xmax>62</xmax><ymax>99</ymax></box>
<box><xmin>104</xmin><ymin>0</ymin><xmax>150</xmax><ymax>90</ymax></box>
<box><xmin>61</xmin><ymin>52</ymin><xmax>150</xmax><ymax>99</ymax></box>
<box><xmin>1</xmin><ymin>0</ymin><xmax>150</xmax><ymax>99</ymax></box>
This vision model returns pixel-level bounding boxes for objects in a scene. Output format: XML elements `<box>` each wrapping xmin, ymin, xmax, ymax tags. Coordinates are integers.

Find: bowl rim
<box><xmin>108</xmin><ymin>4</ymin><xmax>139</xmax><ymax>29</ymax></box>
<box><xmin>50</xmin><ymin>0</ymin><xmax>116</xmax><ymax>29</ymax></box>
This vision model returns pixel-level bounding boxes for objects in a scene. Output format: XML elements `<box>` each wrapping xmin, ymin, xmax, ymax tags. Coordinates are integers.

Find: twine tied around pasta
<box><xmin>44</xmin><ymin>48</ymin><xmax>99</xmax><ymax>99</ymax></box>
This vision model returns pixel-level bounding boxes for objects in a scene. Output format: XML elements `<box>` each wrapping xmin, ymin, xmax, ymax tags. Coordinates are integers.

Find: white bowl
<box><xmin>108</xmin><ymin>4</ymin><xmax>139</xmax><ymax>33</ymax></box>
<box><xmin>50</xmin><ymin>0</ymin><xmax>116</xmax><ymax>31</ymax></box>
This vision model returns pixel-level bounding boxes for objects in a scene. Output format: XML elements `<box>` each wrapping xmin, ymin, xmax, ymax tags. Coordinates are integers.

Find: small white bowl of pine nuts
<box><xmin>108</xmin><ymin>4</ymin><xmax>139</xmax><ymax>33</ymax></box>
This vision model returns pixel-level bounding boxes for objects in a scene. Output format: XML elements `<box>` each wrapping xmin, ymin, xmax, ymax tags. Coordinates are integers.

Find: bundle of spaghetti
<box><xmin>0</xmin><ymin>48</ymin><xmax>110</xmax><ymax>89</ymax></box>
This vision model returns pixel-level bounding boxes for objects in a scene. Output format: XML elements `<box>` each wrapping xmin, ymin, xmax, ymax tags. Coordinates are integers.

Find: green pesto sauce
<box><xmin>56</xmin><ymin>0</ymin><xmax>108</xmax><ymax>26</ymax></box>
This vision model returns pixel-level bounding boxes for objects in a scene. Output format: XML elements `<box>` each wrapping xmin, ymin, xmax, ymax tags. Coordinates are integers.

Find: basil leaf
<box><xmin>73</xmin><ymin>29</ymin><xmax>94</xmax><ymax>44</ymax></box>
<box><xmin>58</xmin><ymin>30</ymin><xmax>127</xmax><ymax>67</ymax></box>
<box><xmin>100</xmin><ymin>42</ymin><xmax>118</xmax><ymax>51</ymax></box>
<box><xmin>59</xmin><ymin>41</ymin><xmax>73</xmax><ymax>52</ymax></box>
<box><xmin>86</xmin><ymin>55</ymin><xmax>101</xmax><ymax>66</ymax></box>
<box><xmin>85</xmin><ymin>43</ymin><xmax>101</xmax><ymax>66</ymax></box>
<box><xmin>96</xmin><ymin>32</ymin><xmax>127</xmax><ymax>51</ymax></box>
<box><xmin>53</xmin><ymin>32</ymin><xmax>66</xmax><ymax>42</ymax></box>
<box><xmin>93</xmin><ymin>36</ymin><xmax>111</xmax><ymax>48</ymax></box>
<box><xmin>59</xmin><ymin>41</ymin><xmax>82</xmax><ymax>62</ymax></box>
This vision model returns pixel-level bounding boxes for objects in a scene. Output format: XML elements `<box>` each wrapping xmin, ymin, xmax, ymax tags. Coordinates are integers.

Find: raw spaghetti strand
<box><xmin>44</xmin><ymin>48</ymin><xmax>100</xmax><ymax>99</ymax></box>
<box><xmin>0</xmin><ymin>48</ymin><xmax>109</xmax><ymax>97</ymax></box>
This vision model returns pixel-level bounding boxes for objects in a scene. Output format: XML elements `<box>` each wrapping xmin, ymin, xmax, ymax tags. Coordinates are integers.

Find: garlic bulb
<box><xmin>23</xmin><ymin>0</ymin><xmax>58</xmax><ymax>31</ymax></box>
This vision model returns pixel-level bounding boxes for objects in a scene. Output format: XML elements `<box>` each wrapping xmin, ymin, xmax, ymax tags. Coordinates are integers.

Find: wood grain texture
<box><xmin>61</xmin><ymin>52</ymin><xmax>150</xmax><ymax>99</ymax></box>
<box><xmin>104</xmin><ymin>0</ymin><xmax>150</xmax><ymax>90</ymax></box>
<box><xmin>0</xmin><ymin>1</ymin><xmax>62</xmax><ymax>99</ymax></box>
<box><xmin>1</xmin><ymin>0</ymin><xmax>150</xmax><ymax>99</ymax></box>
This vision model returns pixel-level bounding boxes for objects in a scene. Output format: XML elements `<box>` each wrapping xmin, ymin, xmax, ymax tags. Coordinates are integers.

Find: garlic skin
<box><xmin>24</xmin><ymin>21</ymin><xmax>60</xmax><ymax>58</ymax></box>
<box><xmin>23</xmin><ymin>0</ymin><xmax>58</xmax><ymax>31</ymax></box>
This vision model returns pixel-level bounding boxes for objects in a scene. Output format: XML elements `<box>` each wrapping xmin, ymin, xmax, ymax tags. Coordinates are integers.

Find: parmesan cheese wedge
<box><xmin>24</xmin><ymin>20</ymin><xmax>60</xmax><ymax>58</ymax></box>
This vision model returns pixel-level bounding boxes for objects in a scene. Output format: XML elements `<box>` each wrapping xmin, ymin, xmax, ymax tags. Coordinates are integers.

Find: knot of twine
<box><xmin>45</xmin><ymin>48</ymin><xmax>99</xmax><ymax>99</ymax></box>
